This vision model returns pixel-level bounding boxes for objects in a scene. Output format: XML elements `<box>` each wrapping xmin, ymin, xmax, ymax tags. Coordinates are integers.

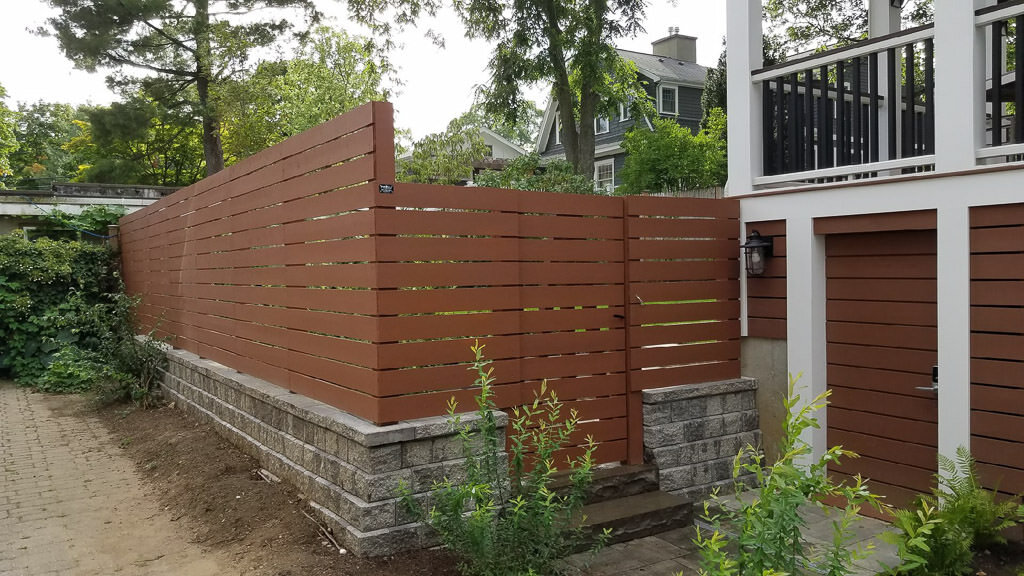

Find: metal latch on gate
<box><xmin>916</xmin><ymin>365</ymin><xmax>939</xmax><ymax>392</ymax></box>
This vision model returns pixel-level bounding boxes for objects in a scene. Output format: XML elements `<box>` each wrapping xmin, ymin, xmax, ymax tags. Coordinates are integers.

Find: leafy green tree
<box><xmin>467</xmin><ymin>95</ymin><xmax>542</xmax><ymax>150</ymax></box>
<box><xmin>764</xmin><ymin>0</ymin><xmax>933</xmax><ymax>54</ymax></box>
<box><xmin>67</xmin><ymin>98</ymin><xmax>205</xmax><ymax>187</ymax></box>
<box><xmin>218</xmin><ymin>27</ymin><xmax>390</xmax><ymax>162</ymax></box>
<box><xmin>453</xmin><ymin>0</ymin><xmax>649</xmax><ymax>181</ymax></box>
<box><xmin>619</xmin><ymin>114</ymin><xmax>727</xmax><ymax>194</ymax></box>
<box><xmin>475</xmin><ymin>153</ymin><xmax>594</xmax><ymax>195</ymax></box>
<box><xmin>398</xmin><ymin>113</ymin><xmax>488</xmax><ymax>185</ymax></box>
<box><xmin>0</xmin><ymin>84</ymin><xmax>19</xmax><ymax>186</ymax></box>
<box><xmin>40</xmin><ymin>0</ymin><xmax>321</xmax><ymax>176</ymax></box>
<box><xmin>9</xmin><ymin>102</ymin><xmax>83</xmax><ymax>182</ymax></box>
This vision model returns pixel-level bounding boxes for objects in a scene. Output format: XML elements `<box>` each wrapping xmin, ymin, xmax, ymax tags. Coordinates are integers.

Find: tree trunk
<box><xmin>576</xmin><ymin>84</ymin><xmax>597</xmax><ymax>186</ymax></box>
<box><xmin>194</xmin><ymin>0</ymin><xmax>225</xmax><ymax>176</ymax></box>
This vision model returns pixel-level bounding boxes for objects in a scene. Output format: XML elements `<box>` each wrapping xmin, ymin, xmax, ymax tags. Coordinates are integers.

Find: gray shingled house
<box><xmin>535</xmin><ymin>31</ymin><xmax>708</xmax><ymax>193</ymax></box>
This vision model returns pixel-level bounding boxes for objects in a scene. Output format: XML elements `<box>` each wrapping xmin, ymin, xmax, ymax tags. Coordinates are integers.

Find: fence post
<box><xmin>623</xmin><ymin>196</ymin><xmax>643</xmax><ymax>465</ymax></box>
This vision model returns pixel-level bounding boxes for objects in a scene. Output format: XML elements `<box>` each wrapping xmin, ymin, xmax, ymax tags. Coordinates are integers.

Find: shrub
<box><xmin>0</xmin><ymin>233</ymin><xmax>119</xmax><ymax>381</ymax></box>
<box><xmin>695</xmin><ymin>375</ymin><xmax>883</xmax><ymax>576</ymax></box>
<box><xmin>402</xmin><ymin>342</ymin><xmax>608</xmax><ymax>576</ymax></box>
<box><xmin>884</xmin><ymin>446</ymin><xmax>1024</xmax><ymax>575</ymax></box>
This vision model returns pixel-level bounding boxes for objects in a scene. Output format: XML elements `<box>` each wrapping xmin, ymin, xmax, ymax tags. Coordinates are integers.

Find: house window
<box><xmin>660</xmin><ymin>86</ymin><xmax>677</xmax><ymax>115</ymax></box>
<box><xmin>595</xmin><ymin>115</ymin><xmax>610</xmax><ymax>135</ymax></box>
<box><xmin>555</xmin><ymin>118</ymin><xmax>561</xmax><ymax>145</ymax></box>
<box><xmin>619</xmin><ymin>102</ymin><xmax>631</xmax><ymax>122</ymax></box>
<box><xmin>484</xmin><ymin>144</ymin><xmax>493</xmax><ymax>157</ymax></box>
<box><xmin>594</xmin><ymin>159</ymin><xmax>614</xmax><ymax>194</ymax></box>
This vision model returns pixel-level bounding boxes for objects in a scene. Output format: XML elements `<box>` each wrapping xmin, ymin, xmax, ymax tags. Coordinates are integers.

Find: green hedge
<box><xmin>0</xmin><ymin>233</ymin><xmax>120</xmax><ymax>382</ymax></box>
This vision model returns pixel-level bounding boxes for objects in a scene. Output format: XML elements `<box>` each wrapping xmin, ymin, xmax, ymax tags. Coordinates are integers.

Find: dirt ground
<box><xmin>94</xmin><ymin>399</ymin><xmax>459</xmax><ymax>576</ymax></box>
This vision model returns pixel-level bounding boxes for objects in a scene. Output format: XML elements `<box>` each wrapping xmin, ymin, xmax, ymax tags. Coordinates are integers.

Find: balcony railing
<box><xmin>977</xmin><ymin>0</ymin><xmax>1024</xmax><ymax>162</ymax></box>
<box><xmin>752</xmin><ymin>25</ymin><xmax>936</xmax><ymax>186</ymax></box>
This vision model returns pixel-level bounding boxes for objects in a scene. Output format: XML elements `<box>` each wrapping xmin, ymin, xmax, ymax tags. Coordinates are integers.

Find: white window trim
<box><xmin>659</xmin><ymin>85</ymin><xmax>678</xmax><ymax>116</ymax></box>
<box><xmin>619</xmin><ymin>102</ymin><xmax>631</xmax><ymax>122</ymax></box>
<box><xmin>594</xmin><ymin>158</ymin><xmax>615</xmax><ymax>194</ymax></box>
<box><xmin>554</xmin><ymin>118</ymin><xmax>561</xmax><ymax>145</ymax></box>
<box><xmin>595</xmin><ymin>115</ymin><xmax>610</xmax><ymax>135</ymax></box>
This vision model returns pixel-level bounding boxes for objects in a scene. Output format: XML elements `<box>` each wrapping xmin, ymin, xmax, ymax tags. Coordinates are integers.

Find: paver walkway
<box><xmin>0</xmin><ymin>382</ymin><xmax>230</xmax><ymax>575</ymax></box>
<box><xmin>568</xmin><ymin>498</ymin><xmax>899</xmax><ymax>575</ymax></box>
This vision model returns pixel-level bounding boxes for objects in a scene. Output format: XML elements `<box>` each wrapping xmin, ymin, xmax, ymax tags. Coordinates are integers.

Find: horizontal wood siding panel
<box><xmin>745</xmin><ymin>221</ymin><xmax>786</xmax><ymax>339</ymax></box>
<box><xmin>970</xmin><ymin>204</ymin><xmax>1024</xmax><ymax>492</ymax></box>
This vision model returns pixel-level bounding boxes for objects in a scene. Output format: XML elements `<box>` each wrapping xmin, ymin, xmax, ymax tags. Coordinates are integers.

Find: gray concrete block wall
<box><xmin>643</xmin><ymin>378</ymin><xmax>760</xmax><ymax>502</ymax></box>
<box><xmin>159</xmin><ymin>348</ymin><xmax>506</xmax><ymax>557</ymax></box>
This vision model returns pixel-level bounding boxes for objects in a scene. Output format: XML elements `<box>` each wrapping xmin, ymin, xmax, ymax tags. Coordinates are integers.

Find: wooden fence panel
<box><xmin>970</xmin><ymin>204</ymin><xmax>1024</xmax><ymax>494</ymax></box>
<box><xmin>120</xmin><ymin>102</ymin><xmax>741</xmax><ymax>466</ymax></box>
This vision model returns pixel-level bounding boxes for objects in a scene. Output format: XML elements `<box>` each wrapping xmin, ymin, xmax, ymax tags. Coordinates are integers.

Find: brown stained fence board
<box><xmin>972</xmin><ymin>281</ymin><xmax>1024</xmax><ymax>306</ymax></box>
<box><xmin>970</xmin><ymin>203</ymin><xmax>1024</xmax><ymax>227</ymax></box>
<box><xmin>516</xmin><ymin>188</ymin><xmax>624</xmax><ymax>217</ymax></box>
<box><xmin>825</xmin><ymin>229</ymin><xmax>937</xmax><ymax>257</ymax></box>
<box><xmin>286</xmin><ymin>372</ymin><xmax>380</xmax><ymax>423</ymax></box>
<box><xmin>971</xmin><ymin>359</ymin><xmax>1024</xmax><ymax>388</ymax></box>
<box><xmin>376</xmin><ymin>183</ymin><xmax>519</xmax><ymax>212</ymax></box>
<box><xmin>522</xmin><ymin>374</ymin><xmax>627</xmax><ymax>402</ymax></box>
<box><xmin>180</xmin><ymin>285</ymin><xmax>378</xmax><ymax>316</ymax></box>
<box><xmin>629</xmin><ymin>320</ymin><xmax>740</xmax><ymax>348</ymax></box>
<box><xmin>748</xmin><ymin>298</ymin><xmax>787</xmax><ymax>319</ymax></box>
<box><xmin>377</xmin><ymin>360</ymin><xmax>522</xmax><ymax>397</ymax></box>
<box><xmin>976</xmin><ymin>463</ymin><xmax>1024</xmax><ymax>495</ymax></box>
<box><xmin>828</xmin><ymin>429</ymin><xmax>937</xmax><ymax>471</ymax></box>
<box><xmin>376</xmin><ymin>307</ymin><xmax>624</xmax><ymax>343</ymax></box>
<box><xmin>626</xmin><ymin>196</ymin><xmax>740</xmax><ymax>219</ymax></box>
<box><xmin>841</xmin><ymin>454</ymin><xmax>936</xmax><ymax>494</ymax></box>
<box><xmin>375</xmin><ymin>237</ymin><xmax>520</xmax><ymax>263</ymax></box>
<box><xmin>375</xmin><ymin>209</ymin><xmax>519</xmax><ymax>237</ymax></box>
<box><xmin>826</xmin><ymin>255</ymin><xmax>937</xmax><ymax>279</ymax></box>
<box><xmin>189</xmin><ymin>210</ymin><xmax>374</xmax><ymax>254</ymax></box>
<box><xmin>747</xmin><ymin>277</ymin><xmax>787</xmax><ymax>298</ymax></box>
<box><xmin>827</xmin><ymin>343</ymin><xmax>936</xmax><ymax>374</ymax></box>
<box><xmin>629</xmin><ymin>261</ymin><xmax>739</xmax><ymax>283</ymax></box>
<box><xmin>378</xmin><ymin>262</ymin><xmax>624</xmax><ymax>288</ymax></box>
<box><xmin>815</xmin><ymin>210</ymin><xmax>937</xmax><ymax>235</ymax></box>
<box><xmin>631</xmin><ymin>280</ymin><xmax>740</xmax><ymax>303</ymax></box>
<box><xmin>630</xmin><ymin>340</ymin><xmax>740</xmax><ymax>368</ymax></box>
<box><xmin>181</xmin><ymin>264</ymin><xmax>376</xmax><ymax>288</ymax></box>
<box><xmin>827</xmin><ymin>278</ymin><xmax>937</xmax><ymax>303</ymax></box>
<box><xmin>971</xmin><ymin>385</ymin><xmax>1024</xmax><ymax>416</ymax></box>
<box><xmin>828</xmin><ymin>386</ymin><xmax>938</xmax><ymax>423</ymax></box>
<box><xmin>377</xmin><ymin>285</ymin><xmax>624</xmax><ymax>316</ymax></box>
<box><xmin>519</xmin><ymin>239</ymin><xmax>624</xmax><ymax>262</ymax></box>
<box><xmin>522</xmin><ymin>352</ymin><xmax>627</xmax><ymax>380</ymax></box>
<box><xmin>747</xmin><ymin>318</ymin><xmax>786</xmax><ymax>339</ymax></box>
<box><xmin>628</xmin><ymin>239</ymin><xmax>737</xmax><ymax>260</ymax></box>
<box><xmin>629</xmin><ymin>360</ymin><xmax>741</xmax><ymax>391</ymax></box>
<box><xmin>971</xmin><ymin>333</ymin><xmax>1024</xmax><ymax>360</ymax></box>
<box><xmin>828</xmin><ymin>408</ymin><xmax>937</xmax><ymax>447</ymax></box>
<box><xmin>972</xmin><ymin>254</ymin><xmax>1024</xmax><ymax>279</ymax></box>
<box><xmin>627</xmin><ymin>218</ymin><xmax>739</xmax><ymax>240</ymax></box>
<box><xmin>630</xmin><ymin>300</ymin><xmax>739</xmax><ymax>325</ymax></box>
<box><xmin>972</xmin><ymin>413</ymin><xmax>1024</xmax><ymax>443</ymax></box>
<box><xmin>519</xmin><ymin>215</ymin><xmax>624</xmax><ymax>240</ymax></box>
<box><xmin>827</xmin><ymin>300</ymin><xmax>937</xmax><ymax>326</ymax></box>
<box><xmin>827</xmin><ymin>322</ymin><xmax>937</xmax><ymax>351</ymax></box>
<box><xmin>970</xmin><ymin>226</ymin><xmax>1024</xmax><ymax>253</ymax></box>
<box><xmin>377</xmin><ymin>330</ymin><xmax>624</xmax><ymax>370</ymax></box>
<box><xmin>972</xmin><ymin>437</ymin><xmax>1024</xmax><ymax>472</ymax></box>
<box><xmin>195</xmin><ymin>238</ymin><xmax>377</xmax><ymax>269</ymax></box>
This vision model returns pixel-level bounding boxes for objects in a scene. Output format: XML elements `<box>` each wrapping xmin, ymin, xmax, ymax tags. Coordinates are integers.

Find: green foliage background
<box><xmin>0</xmin><ymin>234</ymin><xmax>120</xmax><ymax>382</ymax></box>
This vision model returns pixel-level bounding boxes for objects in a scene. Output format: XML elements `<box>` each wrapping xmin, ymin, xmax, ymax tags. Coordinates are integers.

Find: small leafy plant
<box><xmin>695</xmin><ymin>374</ymin><xmax>883</xmax><ymax>576</ymax></box>
<box><xmin>883</xmin><ymin>446</ymin><xmax>1024</xmax><ymax>575</ymax></box>
<box><xmin>401</xmin><ymin>342</ymin><xmax>608</xmax><ymax>576</ymax></box>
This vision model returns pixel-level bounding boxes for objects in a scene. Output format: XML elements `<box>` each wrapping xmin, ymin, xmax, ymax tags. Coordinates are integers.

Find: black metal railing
<box><xmin>753</xmin><ymin>25</ymin><xmax>936</xmax><ymax>179</ymax></box>
<box><xmin>978</xmin><ymin>1</ymin><xmax>1023</xmax><ymax>149</ymax></box>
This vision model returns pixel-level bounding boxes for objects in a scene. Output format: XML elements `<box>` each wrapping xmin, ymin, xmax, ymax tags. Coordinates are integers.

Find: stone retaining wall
<box><xmin>159</xmin><ymin>347</ymin><xmax>506</xmax><ymax>557</ymax></box>
<box><xmin>643</xmin><ymin>378</ymin><xmax>760</xmax><ymax>501</ymax></box>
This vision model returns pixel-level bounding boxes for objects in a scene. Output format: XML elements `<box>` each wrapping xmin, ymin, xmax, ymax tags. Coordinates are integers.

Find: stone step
<box><xmin>580</xmin><ymin>490</ymin><xmax>693</xmax><ymax>546</ymax></box>
<box><xmin>551</xmin><ymin>463</ymin><xmax>660</xmax><ymax>505</ymax></box>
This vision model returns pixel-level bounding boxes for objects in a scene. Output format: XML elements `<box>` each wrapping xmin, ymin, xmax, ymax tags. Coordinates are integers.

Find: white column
<box><xmin>934</xmin><ymin>0</ymin><xmax>986</xmax><ymax>171</ymax></box>
<box><xmin>936</xmin><ymin>205</ymin><xmax>972</xmax><ymax>460</ymax></box>
<box><xmin>786</xmin><ymin>216</ymin><xmax>828</xmax><ymax>461</ymax></box>
<box><xmin>725</xmin><ymin>0</ymin><xmax>763</xmax><ymax>197</ymax></box>
<box><xmin>869</xmin><ymin>0</ymin><xmax>901</xmax><ymax>162</ymax></box>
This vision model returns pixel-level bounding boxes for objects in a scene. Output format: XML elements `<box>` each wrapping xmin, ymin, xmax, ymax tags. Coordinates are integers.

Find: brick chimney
<box><xmin>651</xmin><ymin>27</ymin><xmax>697</xmax><ymax>62</ymax></box>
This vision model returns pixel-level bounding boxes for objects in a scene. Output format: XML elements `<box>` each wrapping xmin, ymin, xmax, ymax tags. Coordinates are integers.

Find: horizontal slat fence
<box><xmin>119</xmin><ymin>102</ymin><xmax>741</xmax><ymax>465</ymax></box>
<box><xmin>970</xmin><ymin>203</ymin><xmax>1024</xmax><ymax>494</ymax></box>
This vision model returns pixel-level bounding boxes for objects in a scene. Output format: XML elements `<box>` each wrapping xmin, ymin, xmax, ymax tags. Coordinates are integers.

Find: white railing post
<box><xmin>869</xmin><ymin>0</ymin><xmax>901</xmax><ymax>162</ymax></box>
<box><xmin>934</xmin><ymin>0</ymin><xmax>986</xmax><ymax>171</ymax></box>
<box><xmin>726</xmin><ymin>0</ymin><xmax>763</xmax><ymax>197</ymax></box>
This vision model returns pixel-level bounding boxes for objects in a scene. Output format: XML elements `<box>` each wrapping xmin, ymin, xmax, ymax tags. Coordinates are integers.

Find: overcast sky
<box><xmin>0</xmin><ymin>1</ymin><xmax>725</xmax><ymax>141</ymax></box>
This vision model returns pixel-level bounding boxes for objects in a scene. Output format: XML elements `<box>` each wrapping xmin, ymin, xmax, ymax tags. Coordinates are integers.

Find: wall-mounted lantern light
<box><xmin>740</xmin><ymin>231</ymin><xmax>774</xmax><ymax>277</ymax></box>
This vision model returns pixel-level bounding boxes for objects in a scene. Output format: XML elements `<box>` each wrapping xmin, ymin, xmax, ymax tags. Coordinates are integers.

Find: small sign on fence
<box><xmin>379</xmin><ymin>184</ymin><xmax>394</xmax><ymax>194</ymax></box>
